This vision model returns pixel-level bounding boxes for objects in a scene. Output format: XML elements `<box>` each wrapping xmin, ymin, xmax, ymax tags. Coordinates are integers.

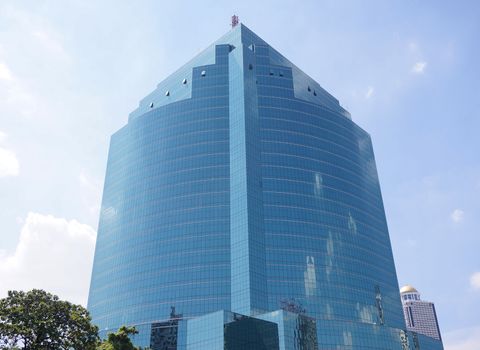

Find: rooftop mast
<box><xmin>231</xmin><ymin>15</ymin><xmax>239</xmax><ymax>28</ymax></box>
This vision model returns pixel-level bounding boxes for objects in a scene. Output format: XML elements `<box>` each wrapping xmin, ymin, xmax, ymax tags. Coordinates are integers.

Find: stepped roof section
<box><xmin>129</xmin><ymin>23</ymin><xmax>350</xmax><ymax>121</ymax></box>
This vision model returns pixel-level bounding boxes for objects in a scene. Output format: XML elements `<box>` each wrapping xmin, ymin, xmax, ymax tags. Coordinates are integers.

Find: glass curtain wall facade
<box><xmin>88</xmin><ymin>24</ymin><xmax>443</xmax><ymax>350</ymax></box>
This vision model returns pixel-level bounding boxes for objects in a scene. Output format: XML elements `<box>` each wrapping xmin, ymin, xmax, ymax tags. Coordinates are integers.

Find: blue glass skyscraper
<box><xmin>88</xmin><ymin>24</ymin><xmax>443</xmax><ymax>350</ymax></box>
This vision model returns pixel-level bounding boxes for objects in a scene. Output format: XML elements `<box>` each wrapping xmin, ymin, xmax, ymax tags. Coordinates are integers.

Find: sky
<box><xmin>0</xmin><ymin>0</ymin><xmax>479</xmax><ymax>348</ymax></box>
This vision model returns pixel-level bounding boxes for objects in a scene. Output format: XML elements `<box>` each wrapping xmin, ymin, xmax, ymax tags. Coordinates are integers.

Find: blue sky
<box><xmin>0</xmin><ymin>1</ymin><xmax>479</xmax><ymax>348</ymax></box>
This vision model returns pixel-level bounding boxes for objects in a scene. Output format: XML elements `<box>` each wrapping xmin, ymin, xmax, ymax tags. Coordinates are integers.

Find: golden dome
<box><xmin>400</xmin><ymin>285</ymin><xmax>418</xmax><ymax>294</ymax></box>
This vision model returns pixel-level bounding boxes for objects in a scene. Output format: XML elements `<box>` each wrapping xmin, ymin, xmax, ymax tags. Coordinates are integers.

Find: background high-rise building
<box><xmin>88</xmin><ymin>24</ymin><xmax>444</xmax><ymax>349</ymax></box>
<box><xmin>401</xmin><ymin>285</ymin><xmax>442</xmax><ymax>341</ymax></box>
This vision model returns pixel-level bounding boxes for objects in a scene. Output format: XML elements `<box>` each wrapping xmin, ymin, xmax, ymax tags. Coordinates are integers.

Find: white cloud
<box><xmin>406</xmin><ymin>238</ymin><xmax>417</xmax><ymax>247</ymax></box>
<box><xmin>0</xmin><ymin>62</ymin><xmax>13</xmax><ymax>81</ymax></box>
<box><xmin>0</xmin><ymin>9</ymin><xmax>71</xmax><ymax>119</ymax></box>
<box><xmin>0</xmin><ymin>212</ymin><xmax>96</xmax><ymax>306</ymax></box>
<box><xmin>32</xmin><ymin>30</ymin><xmax>70</xmax><ymax>63</ymax></box>
<box><xmin>0</xmin><ymin>61</ymin><xmax>41</xmax><ymax>119</ymax></box>
<box><xmin>15</xmin><ymin>216</ymin><xmax>24</xmax><ymax>225</ymax></box>
<box><xmin>78</xmin><ymin>169</ymin><xmax>102</xmax><ymax>217</ymax></box>
<box><xmin>412</xmin><ymin>61</ymin><xmax>427</xmax><ymax>73</ymax></box>
<box><xmin>3</xmin><ymin>81</ymin><xmax>40</xmax><ymax>118</ymax></box>
<box><xmin>408</xmin><ymin>41</ymin><xmax>418</xmax><ymax>52</ymax></box>
<box><xmin>0</xmin><ymin>146</ymin><xmax>20</xmax><ymax>177</ymax></box>
<box><xmin>365</xmin><ymin>86</ymin><xmax>374</xmax><ymax>99</ymax></box>
<box><xmin>1</xmin><ymin>7</ymin><xmax>70</xmax><ymax>65</ymax></box>
<box><xmin>444</xmin><ymin>326</ymin><xmax>480</xmax><ymax>350</ymax></box>
<box><xmin>451</xmin><ymin>208</ymin><xmax>465</xmax><ymax>223</ymax></box>
<box><xmin>470</xmin><ymin>272</ymin><xmax>480</xmax><ymax>291</ymax></box>
<box><xmin>78</xmin><ymin>169</ymin><xmax>96</xmax><ymax>190</ymax></box>
<box><xmin>0</xmin><ymin>130</ymin><xmax>7</xmax><ymax>143</ymax></box>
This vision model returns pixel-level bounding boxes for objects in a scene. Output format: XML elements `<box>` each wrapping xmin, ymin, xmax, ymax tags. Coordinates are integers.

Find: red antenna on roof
<box><xmin>231</xmin><ymin>15</ymin><xmax>239</xmax><ymax>28</ymax></box>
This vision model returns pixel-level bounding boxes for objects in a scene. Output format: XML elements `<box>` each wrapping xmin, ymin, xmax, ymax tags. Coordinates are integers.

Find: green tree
<box><xmin>0</xmin><ymin>289</ymin><xmax>99</xmax><ymax>350</ymax></box>
<box><xmin>97</xmin><ymin>326</ymin><xmax>144</xmax><ymax>350</ymax></box>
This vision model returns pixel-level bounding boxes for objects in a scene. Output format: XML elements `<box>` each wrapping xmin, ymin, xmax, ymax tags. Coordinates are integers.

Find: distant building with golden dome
<box><xmin>400</xmin><ymin>285</ymin><xmax>442</xmax><ymax>341</ymax></box>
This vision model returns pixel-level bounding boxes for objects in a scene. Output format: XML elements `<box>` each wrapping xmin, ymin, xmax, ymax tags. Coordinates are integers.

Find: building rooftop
<box><xmin>128</xmin><ymin>23</ymin><xmax>350</xmax><ymax>121</ymax></box>
<box><xmin>400</xmin><ymin>285</ymin><xmax>419</xmax><ymax>294</ymax></box>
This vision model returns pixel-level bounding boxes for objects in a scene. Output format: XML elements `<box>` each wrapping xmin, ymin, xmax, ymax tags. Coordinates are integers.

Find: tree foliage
<box><xmin>97</xmin><ymin>326</ymin><xmax>144</xmax><ymax>350</ymax></box>
<box><xmin>0</xmin><ymin>289</ymin><xmax>99</xmax><ymax>350</ymax></box>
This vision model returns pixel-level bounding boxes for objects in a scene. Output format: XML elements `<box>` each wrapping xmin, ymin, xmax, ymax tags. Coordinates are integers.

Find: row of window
<box><xmin>402</xmin><ymin>293</ymin><xmax>420</xmax><ymax>301</ymax></box>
